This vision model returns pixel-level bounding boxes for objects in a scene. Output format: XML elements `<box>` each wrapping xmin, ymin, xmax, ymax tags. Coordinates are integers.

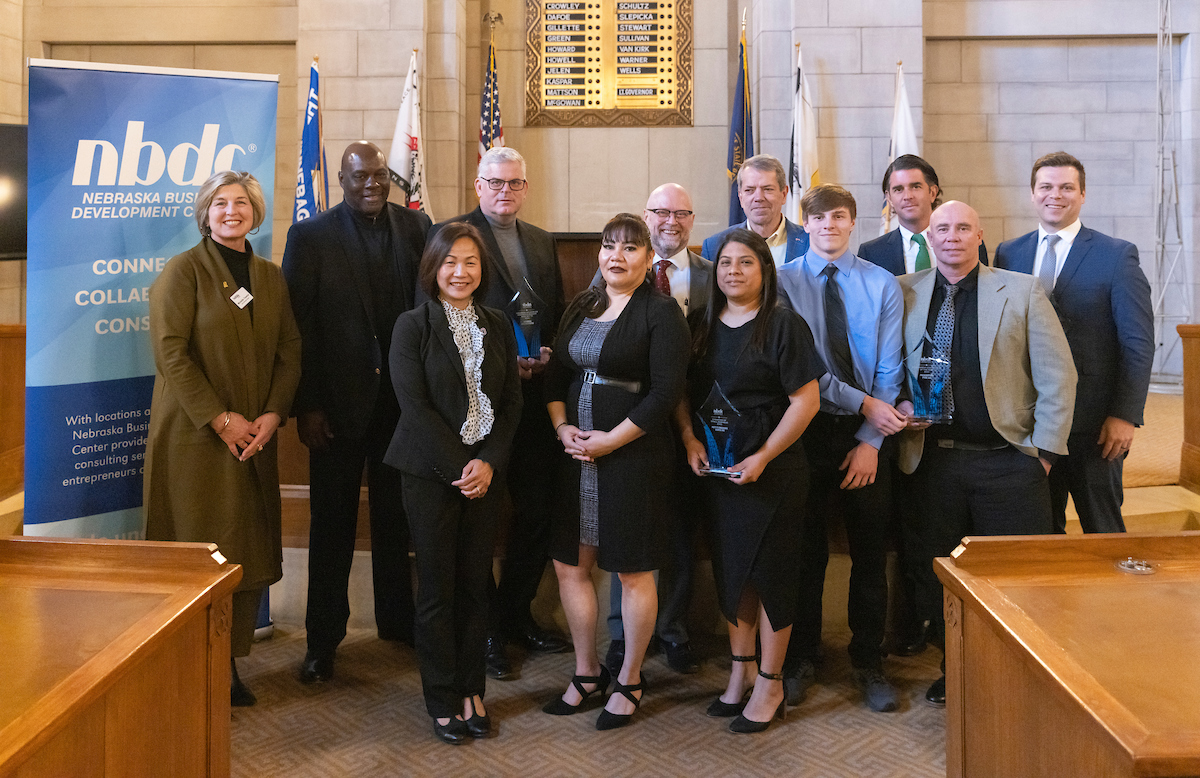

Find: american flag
<box><xmin>479</xmin><ymin>34</ymin><xmax>504</xmax><ymax>160</ymax></box>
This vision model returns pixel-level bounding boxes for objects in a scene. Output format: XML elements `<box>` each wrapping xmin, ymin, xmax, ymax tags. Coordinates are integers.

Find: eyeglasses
<box><xmin>647</xmin><ymin>209</ymin><xmax>694</xmax><ymax>221</ymax></box>
<box><xmin>481</xmin><ymin>177</ymin><xmax>527</xmax><ymax>191</ymax></box>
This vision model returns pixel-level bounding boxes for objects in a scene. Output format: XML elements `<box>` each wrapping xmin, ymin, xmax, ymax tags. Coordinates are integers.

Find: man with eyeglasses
<box><xmin>595</xmin><ymin>183</ymin><xmax>711</xmax><ymax>677</ymax></box>
<box><xmin>431</xmin><ymin>146</ymin><xmax>569</xmax><ymax>679</ymax></box>
<box><xmin>700</xmin><ymin>154</ymin><xmax>809</xmax><ymax>267</ymax></box>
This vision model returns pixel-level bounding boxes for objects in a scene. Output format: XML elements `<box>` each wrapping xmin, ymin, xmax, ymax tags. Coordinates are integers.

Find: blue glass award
<box><xmin>696</xmin><ymin>382</ymin><xmax>743</xmax><ymax>478</ymax></box>
<box><xmin>507</xmin><ymin>277</ymin><xmax>544</xmax><ymax>358</ymax></box>
<box><xmin>907</xmin><ymin>333</ymin><xmax>953</xmax><ymax>423</ymax></box>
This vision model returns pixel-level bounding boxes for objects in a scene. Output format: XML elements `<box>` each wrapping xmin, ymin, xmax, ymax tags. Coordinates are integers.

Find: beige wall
<box><xmin>0</xmin><ymin>0</ymin><xmax>21</xmax><ymax>122</ymax></box>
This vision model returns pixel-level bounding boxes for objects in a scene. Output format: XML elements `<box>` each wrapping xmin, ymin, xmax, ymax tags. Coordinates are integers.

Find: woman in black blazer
<box><xmin>384</xmin><ymin>222</ymin><xmax>523</xmax><ymax>744</ymax></box>
<box><xmin>543</xmin><ymin>213</ymin><xmax>690</xmax><ymax>729</ymax></box>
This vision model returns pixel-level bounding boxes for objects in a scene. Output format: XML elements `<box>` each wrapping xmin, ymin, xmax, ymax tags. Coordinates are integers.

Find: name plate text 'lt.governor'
<box><xmin>525</xmin><ymin>0</ymin><xmax>693</xmax><ymax>127</ymax></box>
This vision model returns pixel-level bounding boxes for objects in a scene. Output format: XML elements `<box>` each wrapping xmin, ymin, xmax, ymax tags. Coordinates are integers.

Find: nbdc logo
<box><xmin>72</xmin><ymin>121</ymin><xmax>249</xmax><ymax>186</ymax></box>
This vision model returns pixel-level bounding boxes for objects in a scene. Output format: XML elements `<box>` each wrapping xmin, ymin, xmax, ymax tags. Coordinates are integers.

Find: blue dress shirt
<box><xmin>776</xmin><ymin>249</ymin><xmax>904</xmax><ymax>448</ymax></box>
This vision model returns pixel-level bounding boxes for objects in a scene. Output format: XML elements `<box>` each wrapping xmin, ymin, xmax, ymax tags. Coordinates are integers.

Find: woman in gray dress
<box><xmin>543</xmin><ymin>213</ymin><xmax>689</xmax><ymax>730</ymax></box>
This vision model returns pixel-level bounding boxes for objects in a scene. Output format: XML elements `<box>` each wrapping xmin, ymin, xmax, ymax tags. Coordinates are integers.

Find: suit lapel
<box><xmin>1011</xmin><ymin>232</ymin><xmax>1038</xmax><ymax>274</ymax></box>
<box><xmin>336</xmin><ymin>204</ymin><xmax>379</xmax><ymax>334</ymax></box>
<box><xmin>470</xmin><ymin>208</ymin><xmax>517</xmax><ymax>298</ymax></box>
<box><xmin>687</xmin><ymin>250</ymin><xmax>709</xmax><ymax>313</ymax></box>
<box><xmin>1052</xmin><ymin>225</ymin><xmax>1092</xmax><ymax>298</ymax></box>
<box><xmin>904</xmin><ymin>271</ymin><xmax>937</xmax><ymax>378</ymax></box>
<box><xmin>430</xmin><ymin>301</ymin><xmax>468</xmax><ymax>388</ymax></box>
<box><xmin>975</xmin><ymin>265</ymin><xmax>1007</xmax><ymax>385</ymax></box>
<box><xmin>887</xmin><ymin>229</ymin><xmax>905</xmax><ymax>275</ymax></box>
<box><xmin>785</xmin><ymin>220</ymin><xmax>806</xmax><ymax>263</ymax></box>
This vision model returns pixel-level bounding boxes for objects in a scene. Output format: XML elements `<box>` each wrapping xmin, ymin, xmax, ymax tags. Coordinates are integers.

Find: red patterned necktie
<box><xmin>654</xmin><ymin>259</ymin><xmax>672</xmax><ymax>295</ymax></box>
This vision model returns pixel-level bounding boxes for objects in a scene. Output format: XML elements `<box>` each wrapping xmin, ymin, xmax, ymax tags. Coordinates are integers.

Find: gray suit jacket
<box><xmin>896</xmin><ymin>264</ymin><xmax>1077</xmax><ymax>474</ymax></box>
<box><xmin>591</xmin><ymin>249</ymin><xmax>712</xmax><ymax>317</ymax></box>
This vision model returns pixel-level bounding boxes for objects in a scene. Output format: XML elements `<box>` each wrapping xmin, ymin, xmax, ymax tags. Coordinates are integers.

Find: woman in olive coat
<box><xmin>144</xmin><ymin>170</ymin><xmax>301</xmax><ymax>706</ymax></box>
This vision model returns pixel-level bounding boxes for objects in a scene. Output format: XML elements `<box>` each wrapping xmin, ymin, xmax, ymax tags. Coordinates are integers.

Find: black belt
<box><xmin>930</xmin><ymin>438</ymin><xmax>1009</xmax><ymax>452</ymax></box>
<box><xmin>582</xmin><ymin>368</ymin><xmax>642</xmax><ymax>393</ymax></box>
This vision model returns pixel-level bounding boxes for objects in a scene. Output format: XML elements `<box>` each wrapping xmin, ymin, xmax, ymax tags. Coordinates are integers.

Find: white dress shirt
<box><xmin>898</xmin><ymin>224</ymin><xmax>937</xmax><ymax>275</ymax></box>
<box><xmin>1033</xmin><ymin>219</ymin><xmax>1083</xmax><ymax>282</ymax></box>
<box><xmin>655</xmin><ymin>247</ymin><xmax>692</xmax><ymax>315</ymax></box>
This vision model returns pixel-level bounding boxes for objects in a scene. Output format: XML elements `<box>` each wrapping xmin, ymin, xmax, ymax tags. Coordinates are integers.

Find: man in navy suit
<box><xmin>858</xmin><ymin>154</ymin><xmax>988</xmax><ymax>275</ymax></box>
<box><xmin>701</xmin><ymin>154</ymin><xmax>808</xmax><ymax>266</ymax></box>
<box><xmin>994</xmin><ymin>151</ymin><xmax>1154</xmax><ymax>534</ymax></box>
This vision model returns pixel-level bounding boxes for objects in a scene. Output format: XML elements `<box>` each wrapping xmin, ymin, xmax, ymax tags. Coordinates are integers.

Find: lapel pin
<box><xmin>223</xmin><ymin>281</ymin><xmax>228</xmax><ymax>288</ymax></box>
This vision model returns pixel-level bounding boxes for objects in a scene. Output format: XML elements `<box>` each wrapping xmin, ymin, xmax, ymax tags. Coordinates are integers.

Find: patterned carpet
<box><xmin>232</xmin><ymin>626</ymin><xmax>945</xmax><ymax>778</ymax></box>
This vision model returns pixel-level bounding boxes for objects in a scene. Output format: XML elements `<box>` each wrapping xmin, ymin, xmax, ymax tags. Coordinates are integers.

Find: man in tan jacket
<box><xmin>896</xmin><ymin>201</ymin><xmax>1075</xmax><ymax>707</ymax></box>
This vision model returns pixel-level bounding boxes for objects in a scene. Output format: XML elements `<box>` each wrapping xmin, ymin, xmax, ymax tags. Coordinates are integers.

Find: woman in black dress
<box><xmin>676</xmin><ymin>228</ymin><xmax>824</xmax><ymax>734</ymax></box>
<box><xmin>385</xmin><ymin>222</ymin><xmax>523</xmax><ymax>744</ymax></box>
<box><xmin>543</xmin><ymin>213</ymin><xmax>689</xmax><ymax>730</ymax></box>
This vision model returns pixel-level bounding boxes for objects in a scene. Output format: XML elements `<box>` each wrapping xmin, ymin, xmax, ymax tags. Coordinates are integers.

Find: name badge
<box><xmin>230</xmin><ymin>287</ymin><xmax>253</xmax><ymax>309</ymax></box>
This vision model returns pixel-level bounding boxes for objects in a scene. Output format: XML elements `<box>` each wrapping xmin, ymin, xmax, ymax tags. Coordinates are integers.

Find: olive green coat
<box><xmin>144</xmin><ymin>237</ymin><xmax>302</xmax><ymax>591</ymax></box>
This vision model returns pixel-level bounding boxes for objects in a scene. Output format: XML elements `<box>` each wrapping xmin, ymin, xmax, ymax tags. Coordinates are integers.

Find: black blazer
<box><xmin>994</xmin><ymin>225</ymin><xmax>1154</xmax><ymax>437</ymax></box>
<box><xmin>858</xmin><ymin>227</ymin><xmax>989</xmax><ymax>276</ymax></box>
<box><xmin>430</xmin><ymin>207</ymin><xmax>566</xmax><ymax>349</ymax></box>
<box><xmin>282</xmin><ymin>201</ymin><xmax>432</xmax><ymax>439</ymax></box>
<box><xmin>384</xmin><ymin>300</ymin><xmax>523</xmax><ymax>484</ymax></box>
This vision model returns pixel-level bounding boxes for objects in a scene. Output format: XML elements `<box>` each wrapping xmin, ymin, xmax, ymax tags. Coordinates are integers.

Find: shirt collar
<box><xmin>1038</xmin><ymin>219</ymin><xmax>1082</xmax><ymax>245</ymax></box>
<box><xmin>655</xmin><ymin>246</ymin><xmax>689</xmax><ymax>271</ymax></box>
<box><xmin>803</xmin><ymin>248</ymin><xmax>854</xmax><ymax>277</ymax></box>
<box><xmin>898</xmin><ymin>223</ymin><xmax>928</xmax><ymax>247</ymax></box>
<box><xmin>746</xmin><ymin>216</ymin><xmax>788</xmax><ymax>248</ymax></box>
<box><xmin>934</xmin><ymin>264</ymin><xmax>979</xmax><ymax>292</ymax></box>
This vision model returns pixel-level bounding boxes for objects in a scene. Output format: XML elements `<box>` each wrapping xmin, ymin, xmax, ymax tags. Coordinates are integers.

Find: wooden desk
<box><xmin>936</xmin><ymin>533</ymin><xmax>1200</xmax><ymax>778</ymax></box>
<box><xmin>0</xmin><ymin>537</ymin><xmax>242</xmax><ymax>777</ymax></box>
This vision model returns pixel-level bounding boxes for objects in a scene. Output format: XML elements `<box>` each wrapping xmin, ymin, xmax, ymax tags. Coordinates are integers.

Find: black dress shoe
<box><xmin>432</xmin><ymin>717</ymin><xmax>468</xmax><ymax>745</ymax></box>
<box><xmin>604</xmin><ymin>639</ymin><xmax>625</xmax><ymax>677</ymax></box>
<box><xmin>485</xmin><ymin>635</ymin><xmax>512</xmax><ymax>680</ymax></box>
<box><xmin>894</xmin><ymin>621</ymin><xmax>930</xmax><ymax>657</ymax></box>
<box><xmin>512</xmin><ymin>624</ymin><xmax>571</xmax><ymax>654</ymax></box>
<box><xmin>464</xmin><ymin>697</ymin><xmax>493</xmax><ymax>738</ymax></box>
<box><xmin>663</xmin><ymin>641</ymin><xmax>700</xmax><ymax>674</ymax></box>
<box><xmin>298</xmin><ymin>650</ymin><xmax>334</xmax><ymax>684</ymax></box>
<box><xmin>231</xmin><ymin>659</ymin><xmax>257</xmax><ymax>707</ymax></box>
<box><xmin>924</xmin><ymin>676</ymin><xmax>947</xmax><ymax>708</ymax></box>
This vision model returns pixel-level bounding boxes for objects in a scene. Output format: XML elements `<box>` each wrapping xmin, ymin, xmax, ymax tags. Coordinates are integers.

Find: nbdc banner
<box><xmin>25</xmin><ymin>60</ymin><xmax>278</xmax><ymax>538</ymax></box>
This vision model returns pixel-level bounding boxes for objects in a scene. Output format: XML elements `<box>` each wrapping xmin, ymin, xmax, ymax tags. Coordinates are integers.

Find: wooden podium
<box><xmin>936</xmin><ymin>533</ymin><xmax>1200</xmax><ymax>778</ymax></box>
<box><xmin>0</xmin><ymin>537</ymin><xmax>242</xmax><ymax>778</ymax></box>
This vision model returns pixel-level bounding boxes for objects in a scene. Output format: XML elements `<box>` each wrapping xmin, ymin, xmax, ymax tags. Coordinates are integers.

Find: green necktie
<box><xmin>912</xmin><ymin>233</ymin><xmax>931</xmax><ymax>272</ymax></box>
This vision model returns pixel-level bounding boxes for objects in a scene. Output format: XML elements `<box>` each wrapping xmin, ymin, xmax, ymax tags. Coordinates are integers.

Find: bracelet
<box><xmin>220</xmin><ymin>412</ymin><xmax>231</xmax><ymax>433</ymax></box>
<box><xmin>555</xmin><ymin>421</ymin><xmax>568</xmax><ymax>432</ymax></box>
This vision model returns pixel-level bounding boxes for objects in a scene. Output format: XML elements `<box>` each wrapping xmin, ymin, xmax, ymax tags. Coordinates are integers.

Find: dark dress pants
<box><xmin>911</xmin><ymin>444</ymin><xmax>1053</xmax><ymax>645</ymax></box>
<box><xmin>305</xmin><ymin>429</ymin><xmax>414</xmax><ymax>654</ymax></box>
<box><xmin>489</xmin><ymin>389</ymin><xmax>560</xmax><ymax>634</ymax></box>
<box><xmin>403</xmin><ymin>472</ymin><xmax>499</xmax><ymax>718</ymax></box>
<box><xmin>1049</xmin><ymin>436</ymin><xmax>1126</xmax><ymax>534</ymax></box>
<box><xmin>789</xmin><ymin>412</ymin><xmax>891</xmax><ymax>671</ymax></box>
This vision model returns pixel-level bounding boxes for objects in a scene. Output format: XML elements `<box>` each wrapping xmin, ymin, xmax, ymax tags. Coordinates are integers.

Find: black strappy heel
<box><xmin>595</xmin><ymin>677</ymin><xmax>644</xmax><ymax>730</ymax></box>
<box><xmin>706</xmin><ymin>654</ymin><xmax>757</xmax><ymax>717</ymax></box>
<box><xmin>542</xmin><ymin>664</ymin><xmax>611</xmax><ymax>715</ymax></box>
<box><xmin>729</xmin><ymin>669</ymin><xmax>786</xmax><ymax>734</ymax></box>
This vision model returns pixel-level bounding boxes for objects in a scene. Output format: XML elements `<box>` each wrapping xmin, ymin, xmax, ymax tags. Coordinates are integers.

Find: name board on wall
<box><xmin>525</xmin><ymin>0</ymin><xmax>693</xmax><ymax>127</ymax></box>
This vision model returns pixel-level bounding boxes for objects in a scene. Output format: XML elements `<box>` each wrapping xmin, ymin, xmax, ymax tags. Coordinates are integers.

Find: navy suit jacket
<box><xmin>993</xmin><ymin>225</ymin><xmax>1154</xmax><ymax>438</ymax></box>
<box><xmin>700</xmin><ymin>218</ymin><xmax>809</xmax><ymax>265</ymax></box>
<box><xmin>858</xmin><ymin>228</ymin><xmax>989</xmax><ymax>277</ymax></box>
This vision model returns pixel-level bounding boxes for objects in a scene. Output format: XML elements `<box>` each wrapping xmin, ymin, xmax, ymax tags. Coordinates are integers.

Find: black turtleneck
<box><xmin>213</xmin><ymin>237</ymin><xmax>254</xmax><ymax>320</ymax></box>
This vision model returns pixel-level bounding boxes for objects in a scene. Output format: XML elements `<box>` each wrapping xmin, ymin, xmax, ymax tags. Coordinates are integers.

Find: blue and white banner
<box><xmin>25</xmin><ymin>60</ymin><xmax>278</xmax><ymax>538</ymax></box>
<box><xmin>294</xmin><ymin>58</ymin><xmax>327</xmax><ymax>223</ymax></box>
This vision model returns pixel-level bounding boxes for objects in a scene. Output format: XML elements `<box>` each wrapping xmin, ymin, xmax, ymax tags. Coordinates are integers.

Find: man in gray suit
<box><xmin>602</xmin><ymin>183</ymin><xmax>711</xmax><ymax>676</ymax></box>
<box><xmin>897</xmin><ymin>201</ymin><xmax>1075</xmax><ymax>707</ymax></box>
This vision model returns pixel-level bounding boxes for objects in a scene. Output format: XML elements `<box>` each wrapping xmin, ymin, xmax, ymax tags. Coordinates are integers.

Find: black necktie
<box><xmin>822</xmin><ymin>264</ymin><xmax>861</xmax><ymax>391</ymax></box>
<box><xmin>932</xmin><ymin>283</ymin><xmax>959</xmax><ymax>415</ymax></box>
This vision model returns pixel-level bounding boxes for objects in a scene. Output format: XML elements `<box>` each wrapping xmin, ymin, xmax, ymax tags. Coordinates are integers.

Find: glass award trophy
<box><xmin>907</xmin><ymin>333</ymin><xmax>954</xmax><ymax>423</ymax></box>
<box><xmin>696</xmin><ymin>382</ymin><xmax>743</xmax><ymax>478</ymax></box>
<box><xmin>507</xmin><ymin>277</ymin><xmax>545</xmax><ymax>358</ymax></box>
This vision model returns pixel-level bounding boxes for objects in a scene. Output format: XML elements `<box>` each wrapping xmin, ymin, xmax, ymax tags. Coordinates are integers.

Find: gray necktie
<box><xmin>932</xmin><ymin>284</ymin><xmax>959</xmax><ymax>416</ymax></box>
<box><xmin>1038</xmin><ymin>234</ymin><xmax>1060</xmax><ymax>293</ymax></box>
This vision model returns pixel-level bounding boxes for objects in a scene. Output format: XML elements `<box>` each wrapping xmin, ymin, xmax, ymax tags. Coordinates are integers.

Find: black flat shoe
<box><xmin>464</xmin><ymin>696</ymin><xmax>493</xmax><ymax>738</ymax></box>
<box><xmin>432</xmin><ymin>717</ymin><xmax>468</xmax><ymax>745</ymax></box>
<box><xmin>298</xmin><ymin>650</ymin><xmax>334</xmax><ymax>684</ymax></box>
<box><xmin>543</xmin><ymin>665</ymin><xmax>610</xmax><ymax>715</ymax></box>
<box><xmin>596</xmin><ymin>678</ymin><xmax>643</xmax><ymax>730</ymax></box>
<box><xmin>707</xmin><ymin>654</ymin><xmax>756</xmax><ymax>717</ymax></box>
<box><xmin>231</xmin><ymin>659</ymin><xmax>256</xmax><ymax>707</ymax></box>
<box><xmin>729</xmin><ymin>670</ymin><xmax>786</xmax><ymax>734</ymax></box>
